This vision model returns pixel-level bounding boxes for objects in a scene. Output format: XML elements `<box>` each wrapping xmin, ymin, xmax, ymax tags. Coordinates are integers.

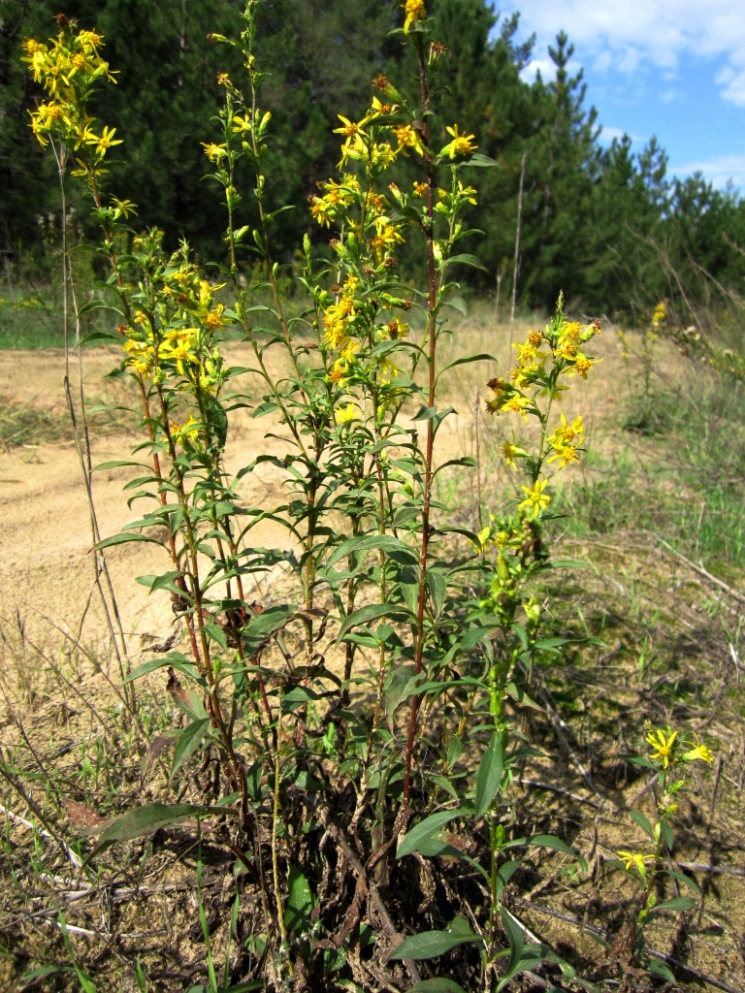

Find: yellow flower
<box><xmin>231</xmin><ymin>114</ymin><xmax>253</xmax><ymax>134</ymax></box>
<box><xmin>682</xmin><ymin>742</ymin><xmax>714</xmax><ymax>764</ymax></box>
<box><xmin>550</xmin><ymin>412</ymin><xmax>584</xmax><ymax>447</ymax></box>
<box><xmin>567</xmin><ymin>352</ymin><xmax>597</xmax><ymax>379</ymax></box>
<box><xmin>617</xmin><ymin>850</ymin><xmax>655</xmax><ymax>876</ymax></box>
<box><xmin>519</xmin><ymin>479</ymin><xmax>550</xmax><ymax>518</ymax></box>
<box><xmin>502</xmin><ymin>394</ymin><xmax>531</xmax><ymax>419</ymax></box>
<box><xmin>333</xmin><ymin>115</ymin><xmax>365</xmax><ymax>139</ymax></box>
<box><xmin>171</xmin><ymin>415</ymin><xmax>200</xmax><ymax>445</ymax></box>
<box><xmin>370</xmin><ymin>219</ymin><xmax>405</xmax><ymax>260</ymax></box>
<box><xmin>441</xmin><ymin>124</ymin><xmax>478</xmax><ymax>159</ymax></box>
<box><xmin>202</xmin><ymin>142</ymin><xmax>227</xmax><ymax>163</ymax></box>
<box><xmin>334</xmin><ymin>402</ymin><xmax>359</xmax><ymax>425</ymax></box>
<box><xmin>393</xmin><ymin>123</ymin><xmax>424</xmax><ymax>156</ymax></box>
<box><xmin>501</xmin><ymin>442</ymin><xmax>524</xmax><ymax>469</ymax></box>
<box><xmin>513</xmin><ymin>339</ymin><xmax>538</xmax><ymax>365</ymax></box>
<box><xmin>547</xmin><ymin>443</ymin><xmax>580</xmax><ymax>469</ymax></box>
<box><xmin>402</xmin><ymin>0</ymin><xmax>426</xmax><ymax>33</ymax></box>
<box><xmin>93</xmin><ymin>125</ymin><xmax>122</xmax><ymax>156</ymax></box>
<box><xmin>651</xmin><ymin>301</ymin><xmax>667</xmax><ymax>328</ymax></box>
<box><xmin>646</xmin><ymin>728</ymin><xmax>678</xmax><ymax>769</ymax></box>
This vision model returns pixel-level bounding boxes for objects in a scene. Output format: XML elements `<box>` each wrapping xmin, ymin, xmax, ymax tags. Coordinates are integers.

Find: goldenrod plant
<box><xmin>21</xmin><ymin>4</ymin><xmax>717</xmax><ymax>992</ymax></box>
<box><xmin>615</xmin><ymin>726</ymin><xmax>714</xmax><ymax>982</ymax></box>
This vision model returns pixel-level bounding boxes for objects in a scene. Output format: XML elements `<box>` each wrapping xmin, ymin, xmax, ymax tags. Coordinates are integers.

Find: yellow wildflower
<box><xmin>441</xmin><ymin>124</ymin><xmax>478</xmax><ymax>159</ymax></box>
<box><xmin>333</xmin><ymin>115</ymin><xmax>365</xmax><ymax>138</ymax></box>
<box><xmin>568</xmin><ymin>352</ymin><xmax>597</xmax><ymax>379</ymax></box>
<box><xmin>501</xmin><ymin>442</ymin><xmax>524</xmax><ymax>469</ymax></box>
<box><xmin>402</xmin><ymin>0</ymin><xmax>426</xmax><ymax>33</ymax></box>
<box><xmin>502</xmin><ymin>394</ymin><xmax>532</xmax><ymax>419</ymax></box>
<box><xmin>681</xmin><ymin>742</ymin><xmax>714</xmax><ymax>764</ymax></box>
<box><xmin>651</xmin><ymin>301</ymin><xmax>667</xmax><ymax>328</ymax></box>
<box><xmin>547</xmin><ymin>443</ymin><xmax>580</xmax><ymax>469</ymax></box>
<box><xmin>617</xmin><ymin>850</ymin><xmax>655</xmax><ymax>876</ymax></box>
<box><xmin>550</xmin><ymin>412</ymin><xmax>584</xmax><ymax>447</ymax></box>
<box><xmin>646</xmin><ymin>728</ymin><xmax>678</xmax><ymax>769</ymax></box>
<box><xmin>519</xmin><ymin>479</ymin><xmax>550</xmax><ymax>518</ymax></box>
<box><xmin>370</xmin><ymin>219</ymin><xmax>405</xmax><ymax>260</ymax></box>
<box><xmin>334</xmin><ymin>403</ymin><xmax>359</xmax><ymax>425</ymax></box>
<box><xmin>90</xmin><ymin>124</ymin><xmax>122</xmax><ymax>157</ymax></box>
<box><xmin>371</xmin><ymin>141</ymin><xmax>397</xmax><ymax>169</ymax></box>
<box><xmin>202</xmin><ymin>142</ymin><xmax>227</xmax><ymax>162</ymax></box>
<box><xmin>393</xmin><ymin>123</ymin><xmax>425</xmax><ymax>156</ymax></box>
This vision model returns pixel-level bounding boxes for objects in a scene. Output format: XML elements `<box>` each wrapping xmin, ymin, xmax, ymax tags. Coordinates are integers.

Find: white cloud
<box><xmin>598</xmin><ymin>125</ymin><xmax>628</xmax><ymax>144</ymax></box>
<box><xmin>673</xmin><ymin>153</ymin><xmax>745</xmax><ymax>189</ymax></box>
<box><xmin>502</xmin><ymin>0</ymin><xmax>745</xmax><ymax>105</ymax></box>
<box><xmin>716</xmin><ymin>63</ymin><xmax>745</xmax><ymax>106</ymax></box>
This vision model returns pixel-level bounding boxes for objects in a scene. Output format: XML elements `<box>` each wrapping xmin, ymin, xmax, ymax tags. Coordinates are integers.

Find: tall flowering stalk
<box><xmin>25</xmin><ymin>4</ymin><xmax>612</xmax><ymax>987</ymax></box>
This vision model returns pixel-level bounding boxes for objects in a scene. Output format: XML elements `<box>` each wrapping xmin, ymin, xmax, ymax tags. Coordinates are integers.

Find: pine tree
<box><xmin>521</xmin><ymin>31</ymin><xmax>600</xmax><ymax>309</ymax></box>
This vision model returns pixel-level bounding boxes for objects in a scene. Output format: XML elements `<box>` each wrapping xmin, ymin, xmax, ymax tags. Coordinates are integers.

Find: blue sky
<box><xmin>497</xmin><ymin>0</ymin><xmax>745</xmax><ymax>193</ymax></box>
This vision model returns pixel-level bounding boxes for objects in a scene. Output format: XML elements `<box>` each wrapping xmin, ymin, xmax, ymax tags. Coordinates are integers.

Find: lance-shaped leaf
<box><xmin>82</xmin><ymin>802</ymin><xmax>234</xmax><ymax>864</ymax></box>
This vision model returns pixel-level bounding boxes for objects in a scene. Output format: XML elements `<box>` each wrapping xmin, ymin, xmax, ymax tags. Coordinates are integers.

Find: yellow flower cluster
<box><xmin>402</xmin><ymin>0</ymin><xmax>426</xmax><ymax>33</ymax></box>
<box><xmin>321</xmin><ymin>276</ymin><xmax>409</xmax><ymax>394</ymax></box>
<box><xmin>122</xmin><ymin>245</ymin><xmax>227</xmax><ymax>401</ymax></box>
<box><xmin>323</xmin><ymin>276</ymin><xmax>361</xmax><ymax>384</ymax></box>
<box><xmin>23</xmin><ymin>26</ymin><xmax>121</xmax><ymax>172</ymax></box>
<box><xmin>546</xmin><ymin>413</ymin><xmax>584</xmax><ymax>468</ymax></box>
<box><xmin>651</xmin><ymin>300</ymin><xmax>667</xmax><ymax>329</ymax></box>
<box><xmin>486</xmin><ymin>312</ymin><xmax>600</xmax><ymax>422</ymax></box>
<box><xmin>646</xmin><ymin>727</ymin><xmax>714</xmax><ymax>769</ymax></box>
<box><xmin>310</xmin><ymin>175</ymin><xmax>362</xmax><ymax>229</ymax></box>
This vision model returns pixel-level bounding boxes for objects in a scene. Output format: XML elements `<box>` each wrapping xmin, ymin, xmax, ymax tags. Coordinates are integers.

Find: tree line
<box><xmin>3</xmin><ymin>0</ymin><xmax>745</xmax><ymax>325</ymax></box>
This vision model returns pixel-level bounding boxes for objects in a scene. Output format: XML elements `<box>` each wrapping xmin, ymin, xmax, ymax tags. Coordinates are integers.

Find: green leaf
<box><xmin>427</xmin><ymin>569</ymin><xmax>447</xmax><ymax>617</ymax></box>
<box><xmin>442</xmin><ymin>253</ymin><xmax>488</xmax><ymax>272</ymax></box>
<box><xmin>94</xmin><ymin>459</ymin><xmax>148</xmax><ymax>471</ymax></box>
<box><xmin>124</xmin><ymin>653</ymin><xmax>199</xmax><ymax>684</ymax></box>
<box><xmin>397</xmin><ymin>809</ymin><xmax>465</xmax><ymax>859</ymax></box>
<box><xmin>384</xmin><ymin>665</ymin><xmax>419</xmax><ymax>728</ymax></box>
<box><xmin>663</xmin><ymin>870</ymin><xmax>700</xmax><ymax>894</ymax></box>
<box><xmin>338</xmin><ymin>602</ymin><xmax>413</xmax><ymax>641</ymax></box>
<box><xmin>462</xmin><ymin>152</ymin><xmax>499</xmax><ymax>167</ymax></box>
<box><xmin>95</xmin><ymin>532</ymin><xmax>164</xmax><ymax>550</ymax></box>
<box><xmin>327</xmin><ymin>533</ymin><xmax>418</xmax><ymax>568</ymax></box>
<box><xmin>83</xmin><ymin>802</ymin><xmax>232</xmax><ymax>862</ymax></box>
<box><xmin>647</xmin><ymin>959</ymin><xmax>676</xmax><ymax>983</ymax></box>
<box><xmin>660</xmin><ymin>818</ymin><xmax>674</xmax><ymax>851</ymax></box>
<box><xmin>446</xmin><ymin>296</ymin><xmax>468</xmax><ymax>316</ymax></box>
<box><xmin>135</xmin><ymin>571</ymin><xmax>183</xmax><ymax>595</ymax></box>
<box><xmin>474</xmin><ymin>732</ymin><xmax>504</xmax><ymax>818</ymax></box>
<box><xmin>285</xmin><ymin>868</ymin><xmax>316</xmax><ymax>933</ymax></box>
<box><xmin>498</xmin><ymin>906</ymin><xmax>525</xmax><ymax>980</ymax></box>
<box><xmin>240</xmin><ymin>605</ymin><xmax>294</xmax><ymax>652</ymax></box>
<box><xmin>389</xmin><ymin>926</ymin><xmax>480</xmax><ymax>961</ymax></box>
<box><xmin>171</xmin><ymin>719</ymin><xmax>211</xmax><ymax>779</ymax></box>
<box><xmin>629</xmin><ymin>810</ymin><xmax>655</xmax><ymax>840</ymax></box>
<box><xmin>647</xmin><ymin>895</ymin><xmax>696</xmax><ymax>917</ymax></box>
<box><xmin>530</xmin><ymin>834</ymin><xmax>587</xmax><ymax>874</ymax></box>
<box><xmin>437</xmin><ymin>352</ymin><xmax>497</xmax><ymax>380</ymax></box>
